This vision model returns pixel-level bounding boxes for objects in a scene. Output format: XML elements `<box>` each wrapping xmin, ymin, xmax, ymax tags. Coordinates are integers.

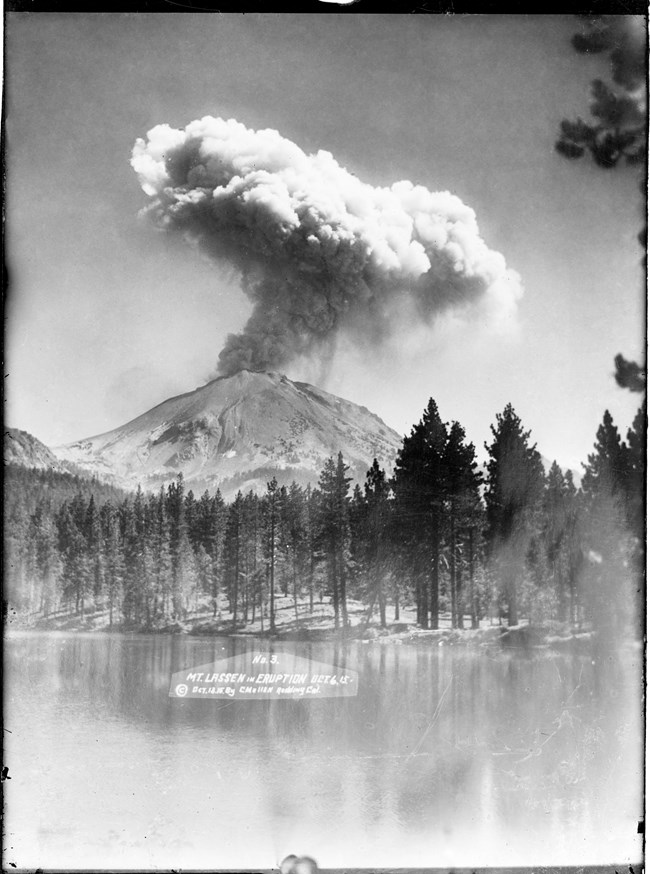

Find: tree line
<box><xmin>4</xmin><ymin>399</ymin><xmax>644</xmax><ymax>637</ymax></box>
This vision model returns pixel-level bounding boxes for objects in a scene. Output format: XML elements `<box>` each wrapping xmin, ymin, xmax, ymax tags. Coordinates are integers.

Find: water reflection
<box><xmin>5</xmin><ymin>632</ymin><xmax>643</xmax><ymax>869</ymax></box>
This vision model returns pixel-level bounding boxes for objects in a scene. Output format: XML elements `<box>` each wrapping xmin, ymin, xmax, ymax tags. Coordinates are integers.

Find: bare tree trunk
<box><xmin>416</xmin><ymin>575</ymin><xmax>425</xmax><ymax>627</ymax></box>
<box><xmin>331</xmin><ymin>547</ymin><xmax>340</xmax><ymax>629</ymax></box>
<box><xmin>339</xmin><ymin>552</ymin><xmax>349</xmax><ymax>627</ymax></box>
<box><xmin>469</xmin><ymin>528</ymin><xmax>479</xmax><ymax>629</ymax></box>
<box><xmin>232</xmin><ymin>542</ymin><xmax>239</xmax><ymax>627</ymax></box>
<box><xmin>507</xmin><ymin>570</ymin><xmax>518</xmax><ymax>626</ymax></box>
<box><xmin>378</xmin><ymin>573</ymin><xmax>386</xmax><ymax>628</ymax></box>
<box><xmin>430</xmin><ymin>520</ymin><xmax>439</xmax><ymax>630</ymax></box>
<box><xmin>450</xmin><ymin>516</ymin><xmax>457</xmax><ymax>628</ymax></box>
<box><xmin>309</xmin><ymin>552</ymin><xmax>314</xmax><ymax>614</ymax></box>
<box><xmin>456</xmin><ymin>529</ymin><xmax>464</xmax><ymax>630</ymax></box>
<box><xmin>293</xmin><ymin>556</ymin><xmax>299</xmax><ymax>620</ymax></box>
<box><xmin>269</xmin><ymin>513</ymin><xmax>276</xmax><ymax>633</ymax></box>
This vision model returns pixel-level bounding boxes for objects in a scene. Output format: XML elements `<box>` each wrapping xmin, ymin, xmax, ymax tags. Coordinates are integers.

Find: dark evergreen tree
<box><xmin>189</xmin><ymin>489</ymin><xmax>225</xmax><ymax>618</ymax></box>
<box><xmin>443</xmin><ymin>422</ymin><xmax>483</xmax><ymax>629</ymax></box>
<box><xmin>224</xmin><ymin>491</ymin><xmax>244</xmax><ymax>627</ymax></box>
<box><xmin>623</xmin><ymin>403</ymin><xmax>646</xmax><ymax>633</ymax></box>
<box><xmin>304</xmin><ymin>484</ymin><xmax>318</xmax><ymax>614</ymax></box>
<box><xmin>121</xmin><ymin>495</ymin><xmax>142</xmax><ymax>625</ymax></box>
<box><xmin>240</xmin><ymin>491</ymin><xmax>261</xmax><ymax>622</ymax></box>
<box><xmin>100</xmin><ymin>502</ymin><xmax>125</xmax><ymax>627</ymax></box>
<box><xmin>152</xmin><ymin>488</ymin><xmax>174</xmax><ymax>623</ymax></box>
<box><xmin>580</xmin><ymin>409</ymin><xmax>634</xmax><ymax>638</ymax></box>
<box><xmin>317</xmin><ymin>453</ymin><xmax>352</xmax><ymax>629</ymax></box>
<box><xmin>360</xmin><ymin>460</ymin><xmax>392</xmax><ymax>628</ymax></box>
<box><xmin>623</xmin><ymin>403</ymin><xmax>646</xmax><ymax>537</ymax></box>
<box><xmin>484</xmin><ymin>404</ymin><xmax>545</xmax><ymax>626</ymax></box>
<box><xmin>555</xmin><ymin>16</ymin><xmax>647</xmax><ymax>389</ymax></box>
<box><xmin>555</xmin><ymin>16</ymin><xmax>646</xmax><ymax>170</ymax></box>
<box><xmin>540</xmin><ymin>462</ymin><xmax>579</xmax><ymax>623</ymax></box>
<box><xmin>85</xmin><ymin>495</ymin><xmax>104</xmax><ymax>611</ymax></box>
<box><xmin>348</xmin><ymin>483</ymin><xmax>368</xmax><ymax>611</ymax></box>
<box><xmin>30</xmin><ymin>503</ymin><xmax>63</xmax><ymax>618</ymax></box>
<box><xmin>392</xmin><ymin>399</ymin><xmax>448</xmax><ymax>629</ymax></box>
<box><xmin>284</xmin><ymin>482</ymin><xmax>307</xmax><ymax>620</ymax></box>
<box><xmin>175</xmin><ymin>530</ymin><xmax>198</xmax><ymax>619</ymax></box>
<box><xmin>263</xmin><ymin>478</ymin><xmax>279</xmax><ymax>633</ymax></box>
<box><xmin>56</xmin><ymin>500</ymin><xmax>90</xmax><ymax>617</ymax></box>
<box><xmin>165</xmin><ymin>475</ymin><xmax>190</xmax><ymax>620</ymax></box>
<box><xmin>4</xmin><ymin>494</ymin><xmax>32</xmax><ymax>613</ymax></box>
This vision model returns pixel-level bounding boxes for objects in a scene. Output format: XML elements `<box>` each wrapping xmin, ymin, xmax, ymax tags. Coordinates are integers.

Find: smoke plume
<box><xmin>131</xmin><ymin>117</ymin><xmax>522</xmax><ymax>376</ymax></box>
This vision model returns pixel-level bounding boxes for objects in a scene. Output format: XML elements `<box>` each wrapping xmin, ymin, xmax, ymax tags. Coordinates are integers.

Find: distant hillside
<box><xmin>4</xmin><ymin>464</ymin><xmax>134</xmax><ymax>515</ymax></box>
<box><xmin>4</xmin><ymin>427</ymin><xmax>64</xmax><ymax>471</ymax></box>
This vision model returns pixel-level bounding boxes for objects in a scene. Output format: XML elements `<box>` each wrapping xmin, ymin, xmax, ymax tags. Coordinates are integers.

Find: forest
<box><xmin>4</xmin><ymin>399</ymin><xmax>645</xmax><ymax>640</ymax></box>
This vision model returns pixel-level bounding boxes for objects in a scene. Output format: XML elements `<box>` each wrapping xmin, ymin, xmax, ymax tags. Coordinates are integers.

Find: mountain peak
<box><xmin>53</xmin><ymin>374</ymin><xmax>402</xmax><ymax>500</ymax></box>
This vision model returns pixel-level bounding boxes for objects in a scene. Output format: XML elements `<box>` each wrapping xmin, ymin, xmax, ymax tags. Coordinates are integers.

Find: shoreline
<box><xmin>6</xmin><ymin>601</ymin><xmax>603</xmax><ymax>652</ymax></box>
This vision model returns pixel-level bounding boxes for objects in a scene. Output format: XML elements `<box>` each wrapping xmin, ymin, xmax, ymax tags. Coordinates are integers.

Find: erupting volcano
<box><xmin>55</xmin><ymin>371</ymin><xmax>402</xmax><ymax>500</ymax></box>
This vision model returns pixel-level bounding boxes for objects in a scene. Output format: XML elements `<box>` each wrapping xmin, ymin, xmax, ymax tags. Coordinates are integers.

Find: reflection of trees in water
<box><xmin>10</xmin><ymin>633</ymin><xmax>642</xmax><ymax>855</ymax></box>
<box><xmin>478</xmin><ymin>649</ymin><xmax>641</xmax><ymax>850</ymax></box>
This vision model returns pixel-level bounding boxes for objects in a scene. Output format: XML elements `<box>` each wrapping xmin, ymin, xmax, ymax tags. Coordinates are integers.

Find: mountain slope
<box><xmin>54</xmin><ymin>371</ymin><xmax>403</xmax><ymax>498</ymax></box>
<box><xmin>5</xmin><ymin>427</ymin><xmax>65</xmax><ymax>471</ymax></box>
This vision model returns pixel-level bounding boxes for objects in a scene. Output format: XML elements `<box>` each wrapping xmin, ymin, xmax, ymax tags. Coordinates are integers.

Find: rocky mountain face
<box><xmin>5</xmin><ymin>427</ymin><xmax>65</xmax><ymax>472</ymax></box>
<box><xmin>53</xmin><ymin>371</ymin><xmax>403</xmax><ymax>500</ymax></box>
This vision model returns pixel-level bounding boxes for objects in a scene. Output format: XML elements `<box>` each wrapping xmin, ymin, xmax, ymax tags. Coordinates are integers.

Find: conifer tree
<box><xmin>623</xmin><ymin>404</ymin><xmax>646</xmax><ymax>629</ymax></box>
<box><xmin>263</xmin><ymin>479</ymin><xmax>279</xmax><ymax>633</ymax></box>
<box><xmin>484</xmin><ymin>404</ymin><xmax>545</xmax><ymax>626</ymax></box>
<box><xmin>304</xmin><ymin>484</ymin><xmax>317</xmax><ymax>614</ymax></box>
<box><xmin>194</xmin><ymin>544</ymin><xmax>213</xmax><ymax>617</ymax></box>
<box><xmin>580</xmin><ymin>409</ymin><xmax>633</xmax><ymax>637</ymax></box>
<box><xmin>152</xmin><ymin>488</ymin><xmax>174</xmax><ymax>623</ymax></box>
<box><xmin>121</xmin><ymin>497</ymin><xmax>141</xmax><ymax>625</ymax></box>
<box><xmin>209</xmin><ymin>490</ymin><xmax>227</xmax><ymax>618</ymax></box>
<box><xmin>175</xmin><ymin>531</ymin><xmax>198</xmax><ymax>619</ymax></box>
<box><xmin>190</xmin><ymin>489</ymin><xmax>226</xmax><ymax>618</ymax></box>
<box><xmin>361</xmin><ymin>459</ymin><xmax>391</xmax><ymax>627</ymax></box>
<box><xmin>165</xmin><ymin>475</ymin><xmax>189</xmax><ymax>620</ymax></box>
<box><xmin>5</xmin><ymin>495</ymin><xmax>33</xmax><ymax>612</ymax></box>
<box><xmin>240</xmin><ymin>491</ymin><xmax>261</xmax><ymax>622</ymax></box>
<box><xmin>392</xmin><ymin>399</ymin><xmax>448</xmax><ymax>629</ymax></box>
<box><xmin>348</xmin><ymin>482</ymin><xmax>368</xmax><ymax>610</ymax></box>
<box><xmin>85</xmin><ymin>495</ymin><xmax>104</xmax><ymax>611</ymax></box>
<box><xmin>275</xmin><ymin>485</ymin><xmax>291</xmax><ymax>598</ymax></box>
<box><xmin>334</xmin><ymin>453</ymin><xmax>352</xmax><ymax>627</ymax></box>
<box><xmin>541</xmin><ymin>462</ymin><xmax>579</xmax><ymax>622</ymax></box>
<box><xmin>317</xmin><ymin>454</ymin><xmax>352</xmax><ymax>629</ymax></box>
<box><xmin>31</xmin><ymin>503</ymin><xmax>63</xmax><ymax>618</ymax></box>
<box><xmin>56</xmin><ymin>501</ymin><xmax>90</xmax><ymax>617</ymax></box>
<box><xmin>100</xmin><ymin>502</ymin><xmax>125</xmax><ymax>627</ymax></box>
<box><xmin>623</xmin><ymin>403</ymin><xmax>646</xmax><ymax>539</ymax></box>
<box><xmin>224</xmin><ymin>491</ymin><xmax>244</xmax><ymax>627</ymax></box>
<box><xmin>284</xmin><ymin>482</ymin><xmax>307</xmax><ymax>620</ymax></box>
<box><xmin>443</xmin><ymin>422</ymin><xmax>483</xmax><ymax>629</ymax></box>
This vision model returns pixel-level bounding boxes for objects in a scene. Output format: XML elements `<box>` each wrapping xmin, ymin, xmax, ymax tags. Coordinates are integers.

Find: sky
<box><xmin>5</xmin><ymin>13</ymin><xmax>646</xmax><ymax>472</ymax></box>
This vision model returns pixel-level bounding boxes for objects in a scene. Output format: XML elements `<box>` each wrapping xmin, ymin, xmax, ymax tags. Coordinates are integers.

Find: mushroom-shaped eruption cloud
<box><xmin>132</xmin><ymin>116</ymin><xmax>522</xmax><ymax>376</ymax></box>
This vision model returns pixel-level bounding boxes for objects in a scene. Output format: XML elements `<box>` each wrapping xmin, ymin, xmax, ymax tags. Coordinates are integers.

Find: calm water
<box><xmin>4</xmin><ymin>632</ymin><xmax>643</xmax><ymax>870</ymax></box>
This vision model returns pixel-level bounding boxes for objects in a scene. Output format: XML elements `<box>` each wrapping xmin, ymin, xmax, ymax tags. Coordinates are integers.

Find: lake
<box><xmin>4</xmin><ymin>632</ymin><xmax>643</xmax><ymax>870</ymax></box>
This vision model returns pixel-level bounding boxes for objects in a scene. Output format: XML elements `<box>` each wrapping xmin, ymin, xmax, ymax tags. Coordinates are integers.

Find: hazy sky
<box><xmin>5</xmin><ymin>13</ymin><xmax>645</xmax><ymax>470</ymax></box>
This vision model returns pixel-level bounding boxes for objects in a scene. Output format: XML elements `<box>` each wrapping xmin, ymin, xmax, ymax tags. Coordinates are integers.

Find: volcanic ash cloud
<box><xmin>131</xmin><ymin>116</ymin><xmax>522</xmax><ymax>376</ymax></box>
